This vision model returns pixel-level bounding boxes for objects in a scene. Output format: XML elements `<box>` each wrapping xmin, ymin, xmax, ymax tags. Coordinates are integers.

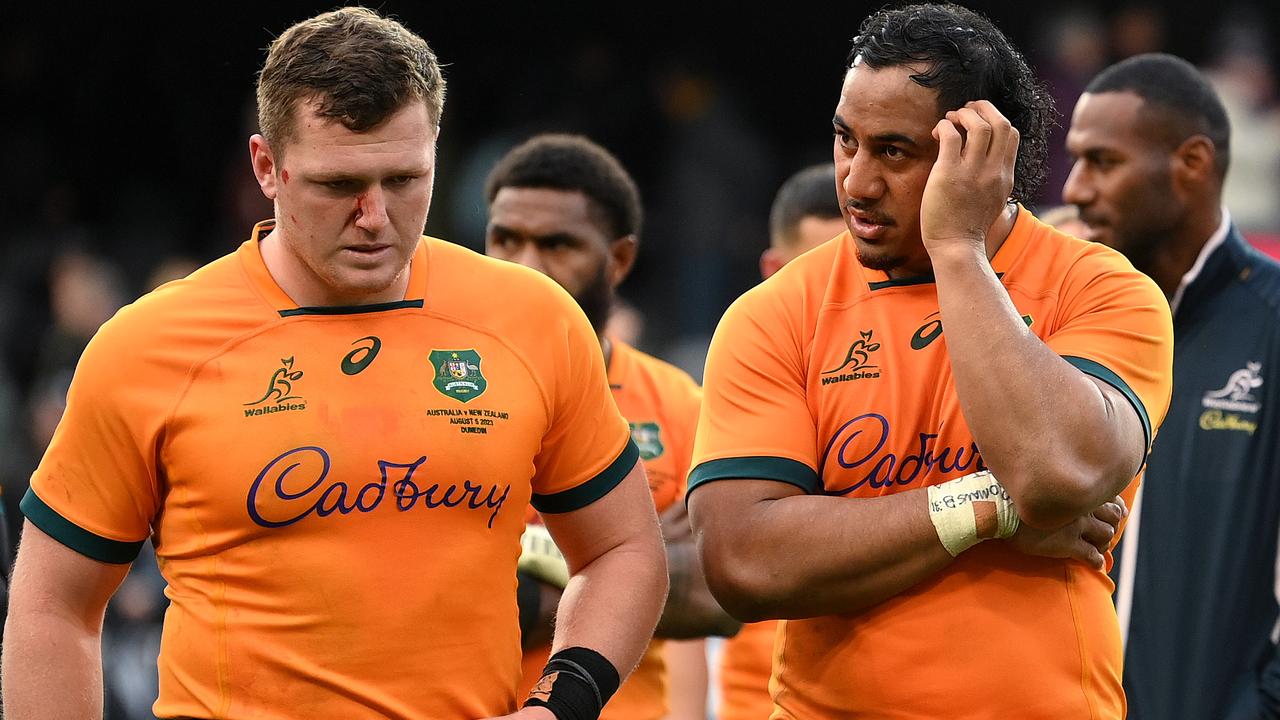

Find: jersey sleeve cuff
<box><xmin>531</xmin><ymin>439</ymin><xmax>640</xmax><ymax>514</ymax></box>
<box><xmin>20</xmin><ymin>488</ymin><xmax>144</xmax><ymax>564</ymax></box>
<box><xmin>686</xmin><ymin>456</ymin><xmax>821</xmax><ymax>498</ymax></box>
<box><xmin>1063</xmin><ymin>355</ymin><xmax>1153</xmax><ymax>450</ymax></box>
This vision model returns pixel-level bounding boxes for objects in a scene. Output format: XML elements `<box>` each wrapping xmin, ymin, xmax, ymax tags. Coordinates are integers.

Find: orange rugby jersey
<box><xmin>520</xmin><ymin>338</ymin><xmax>702</xmax><ymax>720</ymax></box>
<box><xmin>688</xmin><ymin>208</ymin><xmax>1173</xmax><ymax>719</ymax></box>
<box><xmin>22</xmin><ymin>221</ymin><xmax>637</xmax><ymax>720</ymax></box>
<box><xmin>717</xmin><ymin>618</ymin><xmax>776</xmax><ymax>720</ymax></box>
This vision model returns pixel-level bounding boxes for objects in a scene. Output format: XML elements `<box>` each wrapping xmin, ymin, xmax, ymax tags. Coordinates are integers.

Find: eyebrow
<box><xmin>831</xmin><ymin>116</ymin><xmax>921</xmax><ymax>147</ymax></box>
<box><xmin>488</xmin><ymin>224</ymin><xmax>581</xmax><ymax>245</ymax></box>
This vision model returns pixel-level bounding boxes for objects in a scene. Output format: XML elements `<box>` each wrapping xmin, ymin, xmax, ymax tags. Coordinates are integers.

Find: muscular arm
<box><xmin>689</xmin><ymin>479</ymin><xmax>953</xmax><ymax>621</ymax></box>
<box><xmin>922</xmin><ymin>102</ymin><xmax>1146</xmax><ymax>528</ymax></box>
<box><xmin>690</xmin><ymin>477</ymin><xmax>1122</xmax><ymax>622</ymax></box>
<box><xmin>540</xmin><ymin>461</ymin><xmax>668</xmax><ymax>678</ymax></box>
<box><xmin>654</xmin><ymin>502</ymin><xmax>740</xmax><ymax>639</ymax></box>
<box><xmin>2</xmin><ymin>521</ymin><xmax>131</xmax><ymax>719</ymax></box>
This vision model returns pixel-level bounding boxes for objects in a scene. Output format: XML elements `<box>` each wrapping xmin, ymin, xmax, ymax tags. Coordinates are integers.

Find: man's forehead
<box><xmin>1068</xmin><ymin>91</ymin><xmax>1147</xmax><ymax>145</ymax></box>
<box><xmin>837</xmin><ymin>64</ymin><xmax>940</xmax><ymax>129</ymax></box>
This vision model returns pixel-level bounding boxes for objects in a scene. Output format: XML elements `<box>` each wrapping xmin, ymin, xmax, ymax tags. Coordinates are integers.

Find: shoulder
<box><xmin>1230</xmin><ymin>234</ymin><xmax>1280</xmax><ymax>318</ymax></box>
<box><xmin>424</xmin><ymin>238</ymin><xmax>585</xmax><ymax>323</ymax></box>
<box><xmin>618</xmin><ymin>342</ymin><xmax>701</xmax><ymax>398</ymax></box>
<box><xmin>1022</xmin><ymin>214</ymin><xmax>1165</xmax><ymax>304</ymax></box>
<box><xmin>78</xmin><ymin>250</ymin><xmax>271</xmax><ymax>386</ymax></box>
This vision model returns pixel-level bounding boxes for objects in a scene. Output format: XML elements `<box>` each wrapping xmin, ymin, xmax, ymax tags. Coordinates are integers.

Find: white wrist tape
<box><xmin>518</xmin><ymin>523</ymin><xmax>571</xmax><ymax>589</ymax></box>
<box><xmin>926</xmin><ymin>470</ymin><xmax>1020</xmax><ymax>556</ymax></box>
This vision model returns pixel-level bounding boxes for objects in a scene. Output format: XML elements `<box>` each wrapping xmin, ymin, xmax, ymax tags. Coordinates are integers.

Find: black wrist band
<box><xmin>523</xmin><ymin>646</ymin><xmax>620</xmax><ymax>720</ymax></box>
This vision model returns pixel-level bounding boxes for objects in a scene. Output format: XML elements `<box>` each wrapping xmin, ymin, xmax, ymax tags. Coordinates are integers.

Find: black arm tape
<box><xmin>523</xmin><ymin>646</ymin><xmax>621</xmax><ymax>720</ymax></box>
<box><xmin>515</xmin><ymin>570</ymin><xmax>543</xmax><ymax>640</ymax></box>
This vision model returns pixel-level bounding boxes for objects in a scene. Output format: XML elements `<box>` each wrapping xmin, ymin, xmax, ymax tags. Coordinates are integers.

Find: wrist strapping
<box><xmin>518</xmin><ymin>523</ymin><xmax>571</xmax><ymax>589</ymax></box>
<box><xmin>523</xmin><ymin>646</ymin><xmax>620</xmax><ymax>720</ymax></box>
<box><xmin>927</xmin><ymin>470</ymin><xmax>1020</xmax><ymax>556</ymax></box>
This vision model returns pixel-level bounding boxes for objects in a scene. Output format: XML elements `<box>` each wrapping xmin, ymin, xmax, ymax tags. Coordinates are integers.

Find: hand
<box><xmin>1004</xmin><ymin>495</ymin><xmax>1127</xmax><ymax>570</ymax></box>
<box><xmin>919</xmin><ymin>100</ymin><xmax>1019</xmax><ymax>255</ymax></box>
<box><xmin>659</xmin><ymin>501</ymin><xmax>693</xmax><ymax>544</ymax></box>
<box><xmin>482</xmin><ymin>707</ymin><xmax>557</xmax><ymax>720</ymax></box>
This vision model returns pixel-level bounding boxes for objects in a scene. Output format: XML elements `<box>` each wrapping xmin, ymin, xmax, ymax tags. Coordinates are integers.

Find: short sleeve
<box><xmin>1046</xmin><ymin>247</ymin><xmax>1175</xmax><ymax>452</ymax></box>
<box><xmin>24</xmin><ymin>314</ymin><xmax>167</xmax><ymax>563</ymax></box>
<box><xmin>529</xmin><ymin>286</ymin><xmax>636</xmax><ymax>514</ymax></box>
<box><xmin>688</xmin><ymin>283</ymin><xmax>820</xmax><ymax>497</ymax></box>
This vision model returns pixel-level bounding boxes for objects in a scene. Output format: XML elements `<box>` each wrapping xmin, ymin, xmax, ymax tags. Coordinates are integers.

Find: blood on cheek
<box><xmin>281</xmin><ymin>169</ymin><xmax>290</xmax><ymax>183</ymax></box>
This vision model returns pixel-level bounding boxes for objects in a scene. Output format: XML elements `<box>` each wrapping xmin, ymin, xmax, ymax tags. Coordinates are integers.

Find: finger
<box><xmin>965</xmin><ymin>101</ymin><xmax>1017</xmax><ymax>159</ymax></box>
<box><xmin>933</xmin><ymin>118</ymin><xmax>962</xmax><ymax>166</ymax></box>
<box><xmin>1080</xmin><ymin>516</ymin><xmax>1117</xmax><ymax>553</ymax></box>
<box><xmin>1069</xmin><ymin>537</ymin><xmax>1107</xmax><ymax>570</ymax></box>
<box><xmin>945</xmin><ymin>106</ymin><xmax>993</xmax><ymax>160</ymax></box>
<box><xmin>1091</xmin><ymin>501</ymin><xmax>1124</xmax><ymax>529</ymax></box>
<box><xmin>1113</xmin><ymin>494</ymin><xmax>1128</xmax><ymax>518</ymax></box>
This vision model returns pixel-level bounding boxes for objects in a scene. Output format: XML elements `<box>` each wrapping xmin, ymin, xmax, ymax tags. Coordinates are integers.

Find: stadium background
<box><xmin>1</xmin><ymin>2</ymin><xmax>1277</xmax><ymax>717</ymax></box>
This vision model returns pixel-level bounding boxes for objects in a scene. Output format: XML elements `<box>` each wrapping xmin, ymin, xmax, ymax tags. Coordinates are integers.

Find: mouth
<box><xmin>341</xmin><ymin>244</ymin><xmax>394</xmax><ymax>261</ymax></box>
<box><xmin>847</xmin><ymin>210</ymin><xmax>893</xmax><ymax>240</ymax></box>
<box><xmin>1077</xmin><ymin>215</ymin><xmax>1108</xmax><ymax>242</ymax></box>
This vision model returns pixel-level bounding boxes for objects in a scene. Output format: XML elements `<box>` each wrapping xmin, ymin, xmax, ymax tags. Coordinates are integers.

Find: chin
<box><xmin>853</xmin><ymin>243</ymin><xmax>907</xmax><ymax>273</ymax></box>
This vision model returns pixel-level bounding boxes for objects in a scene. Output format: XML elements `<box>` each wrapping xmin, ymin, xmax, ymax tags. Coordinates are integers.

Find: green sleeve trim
<box><xmin>1063</xmin><ymin>355</ymin><xmax>1153</xmax><ymax>451</ymax></box>
<box><xmin>686</xmin><ymin>456</ymin><xmax>821</xmax><ymax>497</ymax></box>
<box><xmin>532</xmin><ymin>439</ymin><xmax>640</xmax><ymax>514</ymax></box>
<box><xmin>20</xmin><ymin>489</ymin><xmax>144</xmax><ymax>564</ymax></box>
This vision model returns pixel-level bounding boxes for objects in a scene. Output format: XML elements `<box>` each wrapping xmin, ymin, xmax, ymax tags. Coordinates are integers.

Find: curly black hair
<box><xmin>847</xmin><ymin>3</ymin><xmax>1054</xmax><ymax>203</ymax></box>
<box><xmin>485</xmin><ymin>134</ymin><xmax>642</xmax><ymax>241</ymax></box>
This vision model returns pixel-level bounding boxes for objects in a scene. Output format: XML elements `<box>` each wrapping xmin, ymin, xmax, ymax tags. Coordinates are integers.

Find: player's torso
<box><xmin>155</xmin><ymin>308</ymin><xmax>544</xmax><ymax>717</ymax></box>
<box><xmin>771</xmin><ymin>236</ymin><xmax>1126</xmax><ymax>719</ymax></box>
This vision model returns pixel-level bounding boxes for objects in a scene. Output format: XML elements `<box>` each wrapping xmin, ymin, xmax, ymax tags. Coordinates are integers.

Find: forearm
<box><xmin>2</xmin><ymin>607</ymin><xmax>105</xmax><ymax>718</ymax></box>
<box><xmin>931</xmin><ymin>245</ymin><xmax>1138</xmax><ymax>526</ymax></box>
<box><xmin>551</xmin><ymin>536</ymin><xmax>668</xmax><ymax>677</ymax></box>
<box><xmin>662</xmin><ymin>639</ymin><xmax>709</xmax><ymax>720</ymax></box>
<box><xmin>654</xmin><ymin>539</ymin><xmax>741</xmax><ymax>639</ymax></box>
<box><xmin>696</xmin><ymin>486</ymin><xmax>953</xmax><ymax>621</ymax></box>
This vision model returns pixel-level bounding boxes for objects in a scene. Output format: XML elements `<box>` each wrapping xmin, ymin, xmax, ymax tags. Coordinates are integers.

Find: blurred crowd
<box><xmin>1</xmin><ymin>3</ymin><xmax>1278</xmax><ymax>717</ymax></box>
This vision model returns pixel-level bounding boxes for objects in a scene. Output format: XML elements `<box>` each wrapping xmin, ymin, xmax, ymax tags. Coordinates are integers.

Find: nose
<box><xmin>840</xmin><ymin>148</ymin><xmax>885</xmax><ymax>204</ymax></box>
<box><xmin>354</xmin><ymin>186</ymin><xmax>389</xmax><ymax>232</ymax></box>
<box><xmin>1061</xmin><ymin>160</ymin><xmax>1094</xmax><ymax>207</ymax></box>
<box><xmin>511</xmin><ymin>241</ymin><xmax>547</xmax><ymax>275</ymax></box>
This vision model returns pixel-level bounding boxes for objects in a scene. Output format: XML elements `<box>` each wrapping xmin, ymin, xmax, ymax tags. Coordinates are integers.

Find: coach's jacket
<box><xmin>1114</xmin><ymin>221</ymin><xmax>1280</xmax><ymax>720</ymax></box>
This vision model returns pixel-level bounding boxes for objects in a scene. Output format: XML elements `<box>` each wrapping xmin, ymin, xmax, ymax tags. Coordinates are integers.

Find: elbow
<box><xmin>698</xmin><ymin>544</ymin><xmax>784</xmax><ymax>624</ymax></box>
<box><xmin>1008</xmin><ymin>457</ymin><xmax>1131</xmax><ymax>530</ymax></box>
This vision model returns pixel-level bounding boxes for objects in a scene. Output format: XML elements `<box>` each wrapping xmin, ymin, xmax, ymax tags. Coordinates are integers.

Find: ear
<box><xmin>250</xmin><ymin>134</ymin><xmax>281</xmax><ymax>201</ymax></box>
<box><xmin>608</xmin><ymin>235</ymin><xmax>638</xmax><ymax>288</ymax></box>
<box><xmin>760</xmin><ymin>247</ymin><xmax>785</xmax><ymax>279</ymax></box>
<box><xmin>1172</xmin><ymin>135</ymin><xmax>1217</xmax><ymax>188</ymax></box>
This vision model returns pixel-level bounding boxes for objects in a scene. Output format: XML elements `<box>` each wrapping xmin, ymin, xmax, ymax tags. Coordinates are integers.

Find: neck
<box><xmin>1146</xmin><ymin>204</ymin><xmax>1224</xmax><ymax>299</ymax></box>
<box><xmin>600</xmin><ymin>334</ymin><xmax>613</xmax><ymax>369</ymax></box>
<box><xmin>982</xmin><ymin>202</ymin><xmax>1020</xmax><ymax>262</ymax></box>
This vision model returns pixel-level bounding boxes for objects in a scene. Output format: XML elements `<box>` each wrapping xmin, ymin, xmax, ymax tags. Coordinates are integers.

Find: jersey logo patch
<box><xmin>243</xmin><ymin>357</ymin><xmax>308</xmax><ymax>417</ymax></box>
<box><xmin>341</xmin><ymin>336</ymin><xmax>382</xmax><ymax>375</ymax></box>
<box><xmin>630</xmin><ymin>422</ymin><xmax>665</xmax><ymax>460</ymax></box>
<box><xmin>910</xmin><ymin>312</ymin><xmax>1033</xmax><ymax>351</ymax></box>
<box><xmin>1200</xmin><ymin>361</ymin><xmax>1263</xmax><ymax>434</ymax></box>
<box><xmin>821</xmin><ymin>330</ymin><xmax>882</xmax><ymax>386</ymax></box>
<box><xmin>430</xmin><ymin>349</ymin><xmax>488</xmax><ymax>403</ymax></box>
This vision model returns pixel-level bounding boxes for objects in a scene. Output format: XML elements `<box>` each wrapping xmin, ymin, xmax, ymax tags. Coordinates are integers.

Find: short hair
<box><xmin>847</xmin><ymin>3</ymin><xmax>1054</xmax><ymax>204</ymax></box>
<box><xmin>257</xmin><ymin>7</ymin><xmax>446</xmax><ymax>154</ymax></box>
<box><xmin>769</xmin><ymin>164</ymin><xmax>841</xmax><ymax>246</ymax></box>
<box><xmin>1084</xmin><ymin>53</ymin><xmax>1231</xmax><ymax>178</ymax></box>
<box><xmin>485</xmin><ymin>134</ymin><xmax>643</xmax><ymax>240</ymax></box>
